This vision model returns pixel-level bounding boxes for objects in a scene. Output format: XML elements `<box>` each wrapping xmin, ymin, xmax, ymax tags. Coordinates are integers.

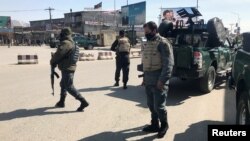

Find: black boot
<box><xmin>76</xmin><ymin>96</ymin><xmax>89</xmax><ymax>112</ymax></box>
<box><xmin>55</xmin><ymin>94</ymin><xmax>66</xmax><ymax>108</ymax></box>
<box><xmin>114</xmin><ymin>81</ymin><xmax>119</xmax><ymax>86</ymax></box>
<box><xmin>157</xmin><ymin>121</ymin><xmax>169</xmax><ymax>138</ymax></box>
<box><xmin>123</xmin><ymin>83</ymin><xmax>127</xmax><ymax>89</ymax></box>
<box><xmin>142</xmin><ymin>120</ymin><xmax>160</xmax><ymax>133</ymax></box>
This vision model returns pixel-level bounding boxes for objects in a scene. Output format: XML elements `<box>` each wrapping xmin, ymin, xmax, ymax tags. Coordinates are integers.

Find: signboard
<box><xmin>160</xmin><ymin>7</ymin><xmax>201</xmax><ymax>27</ymax></box>
<box><xmin>121</xmin><ymin>1</ymin><xmax>146</xmax><ymax>25</ymax></box>
<box><xmin>45</xmin><ymin>24</ymin><xmax>52</xmax><ymax>31</ymax></box>
<box><xmin>0</xmin><ymin>16</ymin><xmax>11</xmax><ymax>28</ymax></box>
<box><xmin>0</xmin><ymin>28</ymin><xmax>13</xmax><ymax>33</ymax></box>
<box><xmin>85</xmin><ymin>21</ymin><xmax>102</xmax><ymax>25</ymax></box>
<box><xmin>84</xmin><ymin>21</ymin><xmax>116</xmax><ymax>26</ymax></box>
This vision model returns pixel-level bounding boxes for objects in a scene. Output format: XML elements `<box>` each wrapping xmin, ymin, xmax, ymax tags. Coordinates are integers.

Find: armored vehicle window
<box><xmin>176</xmin><ymin>34</ymin><xmax>201</xmax><ymax>47</ymax></box>
<box><xmin>224</xmin><ymin>40</ymin><xmax>230</xmax><ymax>48</ymax></box>
<box><xmin>243</xmin><ymin>33</ymin><xmax>250</xmax><ymax>53</ymax></box>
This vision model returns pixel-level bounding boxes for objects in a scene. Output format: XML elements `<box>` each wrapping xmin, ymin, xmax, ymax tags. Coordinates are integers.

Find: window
<box><xmin>243</xmin><ymin>33</ymin><xmax>250</xmax><ymax>52</ymax></box>
<box><xmin>176</xmin><ymin>34</ymin><xmax>201</xmax><ymax>47</ymax></box>
<box><xmin>97</xmin><ymin>35</ymin><xmax>100</xmax><ymax>40</ymax></box>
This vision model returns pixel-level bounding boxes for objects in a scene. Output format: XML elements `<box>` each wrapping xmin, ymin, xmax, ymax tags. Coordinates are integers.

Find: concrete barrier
<box><xmin>79</xmin><ymin>53</ymin><xmax>95</xmax><ymax>61</ymax></box>
<box><xmin>130</xmin><ymin>51</ymin><xmax>141</xmax><ymax>58</ymax></box>
<box><xmin>18</xmin><ymin>54</ymin><xmax>38</xmax><ymax>64</ymax></box>
<box><xmin>98</xmin><ymin>51</ymin><xmax>113</xmax><ymax>60</ymax></box>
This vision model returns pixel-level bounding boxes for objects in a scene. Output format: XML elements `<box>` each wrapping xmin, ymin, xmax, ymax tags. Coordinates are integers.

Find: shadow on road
<box><xmin>224</xmin><ymin>79</ymin><xmax>236</xmax><ymax>123</ymax></box>
<box><xmin>214</xmin><ymin>76</ymin><xmax>228</xmax><ymax>90</ymax></box>
<box><xmin>78</xmin><ymin>86</ymin><xmax>113</xmax><ymax>93</ymax></box>
<box><xmin>174</xmin><ymin>80</ymin><xmax>236</xmax><ymax>141</ymax></box>
<box><xmin>173</xmin><ymin>120</ymin><xmax>224</xmax><ymax>141</ymax></box>
<box><xmin>77</xmin><ymin>77</ymin><xmax>231</xmax><ymax>109</ymax></box>
<box><xmin>167</xmin><ymin>77</ymin><xmax>230</xmax><ymax>106</ymax></box>
<box><xmin>0</xmin><ymin>107</ymin><xmax>76</xmax><ymax>121</ymax></box>
<box><xmin>167</xmin><ymin>78</ymin><xmax>203</xmax><ymax>106</ymax></box>
<box><xmin>78</xmin><ymin>78</ymin><xmax>211</xmax><ymax>108</ymax></box>
<box><xmin>79</xmin><ymin>126</ymin><xmax>158</xmax><ymax>141</ymax></box>
<box><xmin>106</xmin><ymin>85</ymin><xmax>147</xmax><ymax>108</ymax></box>
<box><xmin>79</xmin><ymin>85</ymin><xmax>148</xmax><ymax>108</ymax></box>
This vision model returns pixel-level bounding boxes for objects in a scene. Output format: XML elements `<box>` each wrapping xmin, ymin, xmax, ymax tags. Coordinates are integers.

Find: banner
<box><xmin>160</xmin><ymin>7</ymin><xmax>201</xmax><ymax>27</ymax></box>
<box><xmin>0</xmin><ymin>16</ymin><xmax>11</xmax><ymax>28</ymax></box>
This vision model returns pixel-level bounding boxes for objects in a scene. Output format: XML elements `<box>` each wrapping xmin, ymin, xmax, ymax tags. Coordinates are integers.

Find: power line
<box><xmin>54</xmin><ymin>9</ymin><xmax>68</xmax><ymax>12</ymax></box>
<box><xmin>0</xmin><ymin>9</ymin><xmax>67</xmax><ymax>13</ymax></box>
<box><xmin>0</xmin><ymin>9</ymin><xmax>44</xmax><ymax>12</ymax></box>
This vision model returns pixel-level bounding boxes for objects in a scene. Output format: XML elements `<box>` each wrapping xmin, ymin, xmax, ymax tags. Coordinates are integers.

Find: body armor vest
<box><xmin>142</xmin><ymin>37</ymin><xmax>163</xmax><ymax>71</ymax></box>
<box><xmin>118</xmin><ymin>37</ymin><xmax>130</xmax><ymax>53</ymax></box>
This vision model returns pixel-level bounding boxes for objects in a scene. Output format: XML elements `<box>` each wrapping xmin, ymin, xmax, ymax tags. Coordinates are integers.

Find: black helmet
<box><xmin>119</xmin><ymin>30</ymin><xmax>125</xmax><ymax>36</ymax></box>
<box><xmin>60</xmin><ymin>27</ymin><xmax>72</xmax><ymax>37</ymax></box>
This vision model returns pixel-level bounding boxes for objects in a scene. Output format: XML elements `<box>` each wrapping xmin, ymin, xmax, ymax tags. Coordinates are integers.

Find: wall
<box><xmin>102</xmin><ymin>30</ymin><xmax>116</xmax><ymax>46</ymax></box>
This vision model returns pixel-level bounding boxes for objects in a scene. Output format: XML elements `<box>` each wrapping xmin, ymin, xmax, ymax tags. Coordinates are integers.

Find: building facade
<box><xmin>30</xmin><ymin>18</ymin><xmax>65</xmax><ymax>31</ymax></box>
<box><xmin>64</xmin><ymin>10</ymin><xmax>122</xmax><ymax>35</ymax></box>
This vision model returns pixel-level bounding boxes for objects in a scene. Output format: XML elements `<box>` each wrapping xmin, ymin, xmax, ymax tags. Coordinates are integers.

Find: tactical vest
<box><xmin>143</xmin><ymin>36</ymin><xmax>171</xmax><ymax>72</ymax></box>
<box><xmin>70</xmin><ymin>43</ymin><xmax>79</xmax><ymax>64</ymax></box>
<box><xmin>118</xmin><ymin>37</ymin><xmax>130</xmax><ymax>52</ymax></box>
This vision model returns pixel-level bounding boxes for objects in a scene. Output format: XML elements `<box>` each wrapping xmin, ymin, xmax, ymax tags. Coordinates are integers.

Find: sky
<box><xmin>0</xmin><ymin>0</ymin><xmax>249</xmax><ymax>32</ymax></box>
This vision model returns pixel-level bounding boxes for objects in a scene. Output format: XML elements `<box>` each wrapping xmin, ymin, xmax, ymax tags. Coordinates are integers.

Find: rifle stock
<box><xmin>50</xmin><ymin>52</ymin><xmax>59</xmax><ymax>96</ymax></box>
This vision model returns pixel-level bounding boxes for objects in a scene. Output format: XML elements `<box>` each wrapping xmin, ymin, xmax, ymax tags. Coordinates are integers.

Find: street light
<box><xmin>197</xmin><ymin>0</ymin><xmax>199</xmax><ymax>9</ymax></box>
<box><xmin>232</xmin><ymin>12</ymin><xmax>240</xmax><ymax>27</ymax></box>
<box><xmin>231</xmin><ymin>12</ymin><xmax>240</xmax><ymax>34</ymax></box>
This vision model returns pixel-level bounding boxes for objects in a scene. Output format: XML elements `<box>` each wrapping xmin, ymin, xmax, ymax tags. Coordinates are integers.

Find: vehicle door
<box><xmin>81</xmin><ymin>37</ymin><xmax>88</xmax><ymax>47</ymax></box>
<box><xmin>217</xmin><ymin>40</ymin><xmax>233</xmax><ymax>70</ymax></box>
<box><xmin>78</xmin><ymin>37</ymin><xmax>86</xmax><ymax>47</ymax></box>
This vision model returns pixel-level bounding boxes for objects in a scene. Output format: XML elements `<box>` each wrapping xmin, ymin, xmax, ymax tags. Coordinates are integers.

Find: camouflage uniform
<box><xmin>50</xmin><ymin>27</ymin><xmax>89</xmax><ymax>111</ymax></box>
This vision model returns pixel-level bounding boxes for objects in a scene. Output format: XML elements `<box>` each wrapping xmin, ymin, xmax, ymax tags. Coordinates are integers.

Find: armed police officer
<box><xmin>111</xmin><ymin>30</ymin><xmax>131</xmax><ymax>89</ymax></box>
<box><xmin>142</xmin><ymin>21</ymin><xmax>174</xmax><ymax>138</ymax></box>
<box><xmin>50</xmin><ymin>27</ymin><xmax>89</xmax><ymax>112</ymax></box>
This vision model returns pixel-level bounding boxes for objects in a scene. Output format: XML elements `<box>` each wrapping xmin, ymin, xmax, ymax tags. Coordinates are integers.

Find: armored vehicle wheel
<box><xmin>236</xmin><ymin>90</ymin><xmax>250</xmax><ymax>125</ymax></box>
<box><xmin>199</xmin><ymin>66</ymin><xmax>216</xmax><ymax>93</ymax></box>
<box><xmin>87</xmin><ymin>44</ymin><xmax>93</xmax><ymax>50</ymax></box>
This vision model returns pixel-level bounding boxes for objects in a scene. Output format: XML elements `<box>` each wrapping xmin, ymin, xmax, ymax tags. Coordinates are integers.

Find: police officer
<box><xmin>50</xmin><ymin>27</ymin><xmax>89</xmax><ymax>112</ymax></box>
<box><xmin>7</xmin><ymin>38</ymin><xmax>10</xmax><ymax>48</ymax></box>
<box><xmin>142</xmin><ymin>21</ymin><xmax>174</xmax><ymax>138</ymax></box>
<box><xmin>111</xmin><ymin>30</ymin><xmax>131</xmax><ymax>89</ymax></box>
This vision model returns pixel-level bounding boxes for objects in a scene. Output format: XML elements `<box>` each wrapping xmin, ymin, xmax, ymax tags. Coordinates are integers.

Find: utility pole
<box><xmin>70</xmin><ymin>9</ymin><xmax>73</xmax><ymax>28</ymax></box>
<box><xmin>45</xmin><ymin>7</ymin><xmax>55</xmax><ymax>30</ymax></box>
<box><xmin>196</xmin><ymin>0</ymin><xmax>199</xmax><ymax>22</ymax></box>
<box><xmin>229</xmin><ymin>23</ymin><xmax>234</xmax><ymax>34</ymax></box>
<box><xmin>114</xmin><ymin>0</ymin><xmax>117</xmax><ymax>30</ymax></box>
<box><xmin>233</xmin><ymin>13</ymin><xmax>240</xmax><ymax>27</ymax></box>
<box><xmin>232</xmin><ymin>12</ymin><xmax>240</xmax><ymax>34</ymax></box>
<box><xmin>159</xmin><ymin>0</ymin><xmax>162</xmax><ymax>25</ymax></box>
<box><xmin>197</xmin><ymin>0</ymin><xmax>199</xmax><ymax>9</ymax></box>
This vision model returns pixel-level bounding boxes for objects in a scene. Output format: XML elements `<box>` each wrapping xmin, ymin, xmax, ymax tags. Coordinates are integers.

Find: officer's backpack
<box><xmin>70</xmin><ymin>43</ymin><xmax>80</xmax><ymax>64</ymax></box>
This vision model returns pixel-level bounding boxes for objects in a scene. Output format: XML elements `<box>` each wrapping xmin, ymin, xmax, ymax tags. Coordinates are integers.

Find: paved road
<box><xmin>0</xmin><ymin>46</ymin><xmax>236</xmax><ymax>141</ymax></box>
